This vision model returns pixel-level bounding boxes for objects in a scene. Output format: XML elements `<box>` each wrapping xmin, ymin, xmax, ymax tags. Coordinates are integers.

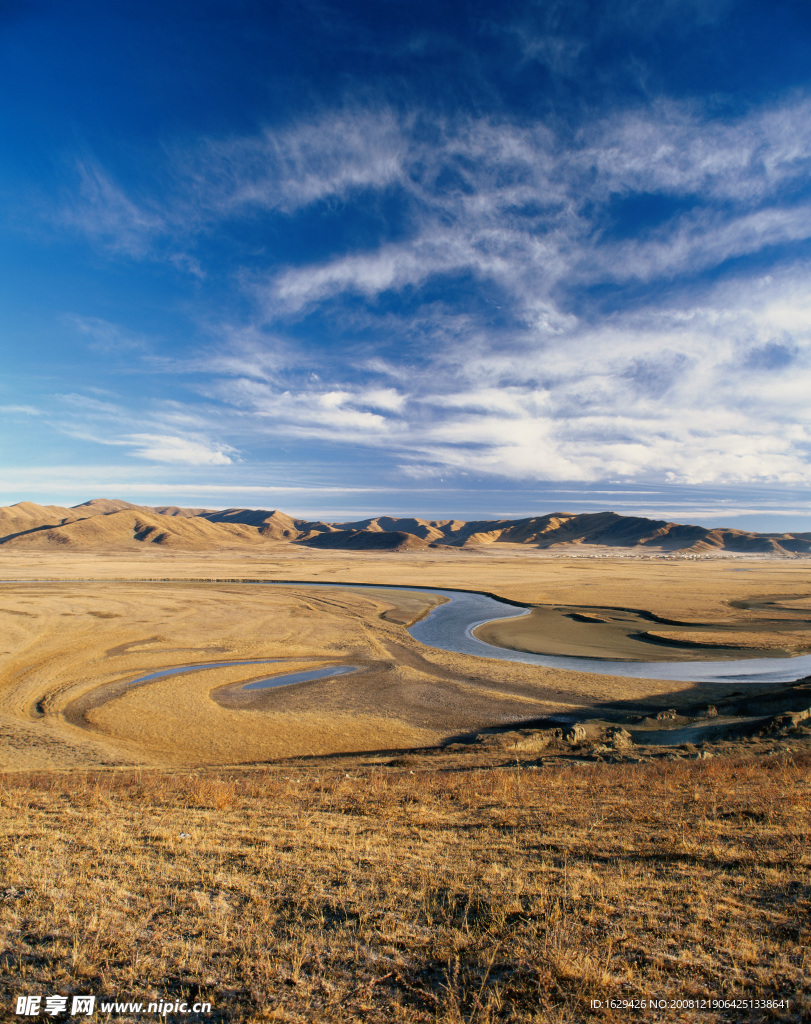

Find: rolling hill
<box><xmin>0</xmin><ymin>500</ymin><xmax>809</xmax><ymax>555</ymax></box>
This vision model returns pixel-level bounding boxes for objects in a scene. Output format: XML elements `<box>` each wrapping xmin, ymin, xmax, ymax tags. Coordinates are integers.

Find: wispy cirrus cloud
<box><xmin>578</xmin><ymin>96</ymin><xmax>811</xmax><ymax>203</ymax></box>
<box><xmin>48</xmin><ymin>89</ymin><xmax>811</xmax><ymax>491</ymax></box>
<box><xmin>58</xmin><ymin>160</ymin><xmax>165</xmax><ymax>256</ymax></box>
<box><xmin>36</xmin><ymin>389</ymin><xmax>240</xmax><ymax>468</ymax></box>
<box><xmin>56</xmin><ymin>93</ymin><xmax>811</xmax><ymax>295</ymax></box>
<box><xmin>183</xmin><ymin>108</ymin><xmax>407</xmax><ymax>217</ymax></box>
<box><xmin>62</xmin><ymin>313</ymin><xmax>150</xmax><ymax>352</ymax></box>
<box><xmin>61</xmin><ymin>426</ymin><xmax>239</xmax><ymax>466</ymax></box>
<box><xmin>225</xmin><ymin>96</ymin><xmax>811</xmax><ymax>322</ymax></box>
<box><xmin>195</xmin><ymin>262</ymin><xmax>811</xmax><ymax>486</ymax></box>
<box><xmin>122</xmin><ymin>434</ymin><xmax>238</xmax><ymax>465</ymax></box>
<box><xmin>0</xmin><ymin>404</ymin><xmax>42</xmax><ymax>415</ymax></box>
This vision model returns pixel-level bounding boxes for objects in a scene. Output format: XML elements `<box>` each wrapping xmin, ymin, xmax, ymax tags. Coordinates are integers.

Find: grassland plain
<box><xmin>1</xmin><ymin>754</ymin><xmax>809</xmax><ymax>1023</ymax></box>
<box><xmin>0</xmin><ymin>548</ymin><xmax>810</xmax><ymax>1021</ymax></box>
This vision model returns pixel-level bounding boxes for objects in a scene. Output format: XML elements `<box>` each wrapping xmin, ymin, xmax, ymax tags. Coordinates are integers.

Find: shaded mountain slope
<box><xmin>196</xmin><ymin>507</ymin><xmax>301</xmax><ymax>537</ymax></box>
<box><xmin>300</xmin><ymin>528</ymin><xmax>429</xmax><ymax>552</ymax></box>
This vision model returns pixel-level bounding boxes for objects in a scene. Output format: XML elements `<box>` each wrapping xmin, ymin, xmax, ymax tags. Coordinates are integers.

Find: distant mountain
<box><xmin>0</xmin><ymin>499</ymin><xmax>128</xmax><ymax>540</ymax></box>
<box><xmin>71</xmin><ymin>498</ymin><xmax>146</xmax><ymax>515</ymax></box>
<box><xmin>0</xmin><ymin>508</ymin><xmax>267</xmax><ymax>550</ymax></box>
<box><xmin>0</xmin><ymin>500</ymin><xmax>809</xmax><ymax>555</ymax></box>
<box><xmin>331</xmin><ymin>511</ymin><xmax>811</xmax><ymax>555</ymax></box>
<box><xmin>195</xmin><ymin>507</ymin><xmax>303</xmax><ymax>539</ymax></box>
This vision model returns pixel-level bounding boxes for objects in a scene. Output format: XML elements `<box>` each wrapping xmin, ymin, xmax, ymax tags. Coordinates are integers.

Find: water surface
<box><xmin>244</xmin><ymin>665</ymin><xmax>358</xmax><ymax>690</ymax></box>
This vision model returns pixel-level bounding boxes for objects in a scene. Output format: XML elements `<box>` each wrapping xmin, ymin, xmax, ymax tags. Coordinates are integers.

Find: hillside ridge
<box><xmin>0</xmin><ymin>499</ymin><xmax>808</xmax><ymax>555</ymax></box>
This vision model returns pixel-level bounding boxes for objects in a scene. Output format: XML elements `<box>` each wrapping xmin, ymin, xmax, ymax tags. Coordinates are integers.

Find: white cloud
<box><xmin>63</xmin><ymin>314</ymin><xmax>149</xmax><ymax>352</ymax></box>
<box><xmin>47</xmin><ymin>90</ymin><xmax>811</xmax><ymax>490</ymax></box>
<box><xmin>123</xmin><ymin>434</ymin><xmax>238</xmax><ymax>465</ymax></box>
<box><xmin>219</xmin><ymin>376</ymin><xmax>400</xmax><ymax>442</ymax></box>
<box><xmin>36</xmin><ymin>391</ymin><xmax>242</xmax><ymax>469</ymax></box>
<box><xmin>233</xmin><ymin>97</ymin><xmax>811</xmax><ymax>321</ymax></box>
<box><xmin>357</xmin><ymin>388</ymin><xmax>406</xmax><ymax>413</ymax></box>
<box><xmin>59</xmin><ymin>93</ymin><xmax>811</xmax><ymax>306</ymax></box>
<box><xmin>180</xmin><ymin>108</ymin><xmax>407</xmax><ymax>218</ymax></box>
<box><xmin>60</xmin><ymin>161</ymin><xmax>164</xmax><ymax>256</ymax></box>
<box><xmin>201</xmin><ymin>261</ymin><xmax>811</xmax><ymax>485</ymax></box>
<box><xmin>593</xmin><ymin>203</ymin><xmax>811</xmax><ymax>284</ymax></box>
<box><xmin>0</xmin><ymin>404</ymin><xmax>41</xmax><ymax>415</ymax></box>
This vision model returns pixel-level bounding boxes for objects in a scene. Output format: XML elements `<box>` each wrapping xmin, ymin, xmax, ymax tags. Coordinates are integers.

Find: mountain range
<box><xmin>0</xmin><ymin>499</ymin><xmax>809</xmax><ymax>556</ymax></box>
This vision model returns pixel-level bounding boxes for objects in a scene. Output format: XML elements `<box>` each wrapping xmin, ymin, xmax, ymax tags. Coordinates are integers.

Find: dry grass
<box><xmin>645</xmin><ymin>631</ymin><xmax>811</xmax><ymax>651</ymax></box>
<box><xmin>1</xmin><ymin>751</ymin><xmax>809</xmax><ymax>1023</ymax></box>
<box><xmin>0</xmin><ymin>578</ymin><xmax>723</xmax><ymax>771</ymax></box>
<box><xmin>2</xmin><ymin>547</ymin><xmax>811</xmax><ymax>621</ymax></box>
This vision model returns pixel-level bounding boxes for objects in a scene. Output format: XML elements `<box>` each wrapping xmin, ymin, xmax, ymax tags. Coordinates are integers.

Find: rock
<box><xmin>762</xmin><ymin>707</ymin><xmax>811</xmax><ymax>735</ymax></box>
<box><xmin>605</xmin><ymin>727</ymin><xmax>633</xmax><ymax>750</ymax></box>
<box><xmin>656</xmin><ymin>709</ymin><xmax>679</xmax><ymax>721</ymax></box>
<box><xmin>564</xmin><ymin>723</ymin><xmax>587</xmax><ymax>745</ymax></box>
<box><xmin>474</xmin><ymin>728</ymin><xmax>562</xmax><ymax>752</ymax></box>
<box><xmin>511</xmin><ymin>729</ymin><xmax>562</xmax><ymax>753</ymax></box>
<box><xmin>691</xmin><ymin>749</ymin><xmax>713</xmax><ymax>760</ymax></box>
<box><xmin>475</xmin><ymin>731</ymin><xmax>520</xmax><ymax>749</ymax></box>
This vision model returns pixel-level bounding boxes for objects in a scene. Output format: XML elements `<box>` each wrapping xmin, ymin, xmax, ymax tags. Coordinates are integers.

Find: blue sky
<box><xmin>2</xmin><ymin>0</ymin><xmax>811</xmax><ymax>528</ymax></box>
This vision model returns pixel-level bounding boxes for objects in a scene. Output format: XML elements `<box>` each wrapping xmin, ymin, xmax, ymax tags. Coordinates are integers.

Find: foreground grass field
<box><xmin>2</xmin><ymin>751</ymin><xmax>809</xmax><ymax>1023</ymax></box>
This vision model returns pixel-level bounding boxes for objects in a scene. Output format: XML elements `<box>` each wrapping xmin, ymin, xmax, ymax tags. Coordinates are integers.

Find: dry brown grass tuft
<box><xmin>0</xmin><ymin>752</ymin><xmax>809</xmax><ymax>1022</ymax></box>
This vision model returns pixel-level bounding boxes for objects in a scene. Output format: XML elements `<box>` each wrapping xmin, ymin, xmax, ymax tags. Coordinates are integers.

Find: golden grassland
<box><xmin>642</xmin><ymin>631</ymin><xmax>811</xmax><ymax>652</ymax></box>
<box><xmin>1</xmin><ymin>752</ymin><xmax>809</xmax><ymax>1023</ymax></box>
<box><xmin>4</xmin><ymin>544</ymin><xmax>811</xmax><ymax>617</ymax></box>
<box><xmin>1</xmin><ymin>548</ymin><xmax>810</xmax><ymax>1023</ymax></box>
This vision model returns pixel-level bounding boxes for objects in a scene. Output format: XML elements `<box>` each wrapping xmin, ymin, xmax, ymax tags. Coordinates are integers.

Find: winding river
<box><xmin>402</xmin><ymin>586</ymin><xmax>811</xmax><ymax>684</ymax></box>
<box><xmin>8</xmin><ymin>578</ymin><xmax>811</xmax><ymax>687</ymax></box>
<box><xmin>255</xmin><ymin>581</ymin><xmax>811</xmax><ymax>685</ymax></box>
<box><xmin>123</xmin><ymin>658</ymin><xmax>359</xmax><ymax>692</ymax></box>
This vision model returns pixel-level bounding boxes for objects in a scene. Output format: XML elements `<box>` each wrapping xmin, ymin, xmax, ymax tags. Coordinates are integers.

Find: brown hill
<box><xmin>0</xmin><ymin>501</ymin><xmax>80</xmax><ymax>534</ymax></box>
<box><xmin>197</xmin><ymin>507</ymin><xmax>304</xmax><ymax>539</ymax></box>
<box><xmin>0</xmin><ymin>498</ymin><xmax>150</xmax><ymax>541</ymax></box>
<box><xmin>0</xmin><ymin>509</ymin><xmax>267</xmax><ymax>551</ymax></box>
<box><xmin>300</xmin><ymin>529</ymin><xmax>429</xmax><ymax>551</ymax></box>
<box><xmin>332</xmin><ymin>512</ymin><xmax>811</xmax><ymax>555</ymax></box>
<box><xmin>70</xmin><ymin>498</ymin><xmax>146</xmax><ymax>515</ymax></box>
<box><xmin>340</xmin><ymin>517</ymin><xmax>448</xmax><ymax>542</ymax></box>
<box><xmin>0</xmin><ymin>501</ymin><xmax>74</xmax><ymax>524</ymax></box>
<box><xmin>152</xmin><ymin>506</ymin><xmax>214</xmax><ymax>518</ymax></box>
<box><xmin>0</xmin><ymin>500</ymin><xmax>808</xmax><ymax>556</ymax></box>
